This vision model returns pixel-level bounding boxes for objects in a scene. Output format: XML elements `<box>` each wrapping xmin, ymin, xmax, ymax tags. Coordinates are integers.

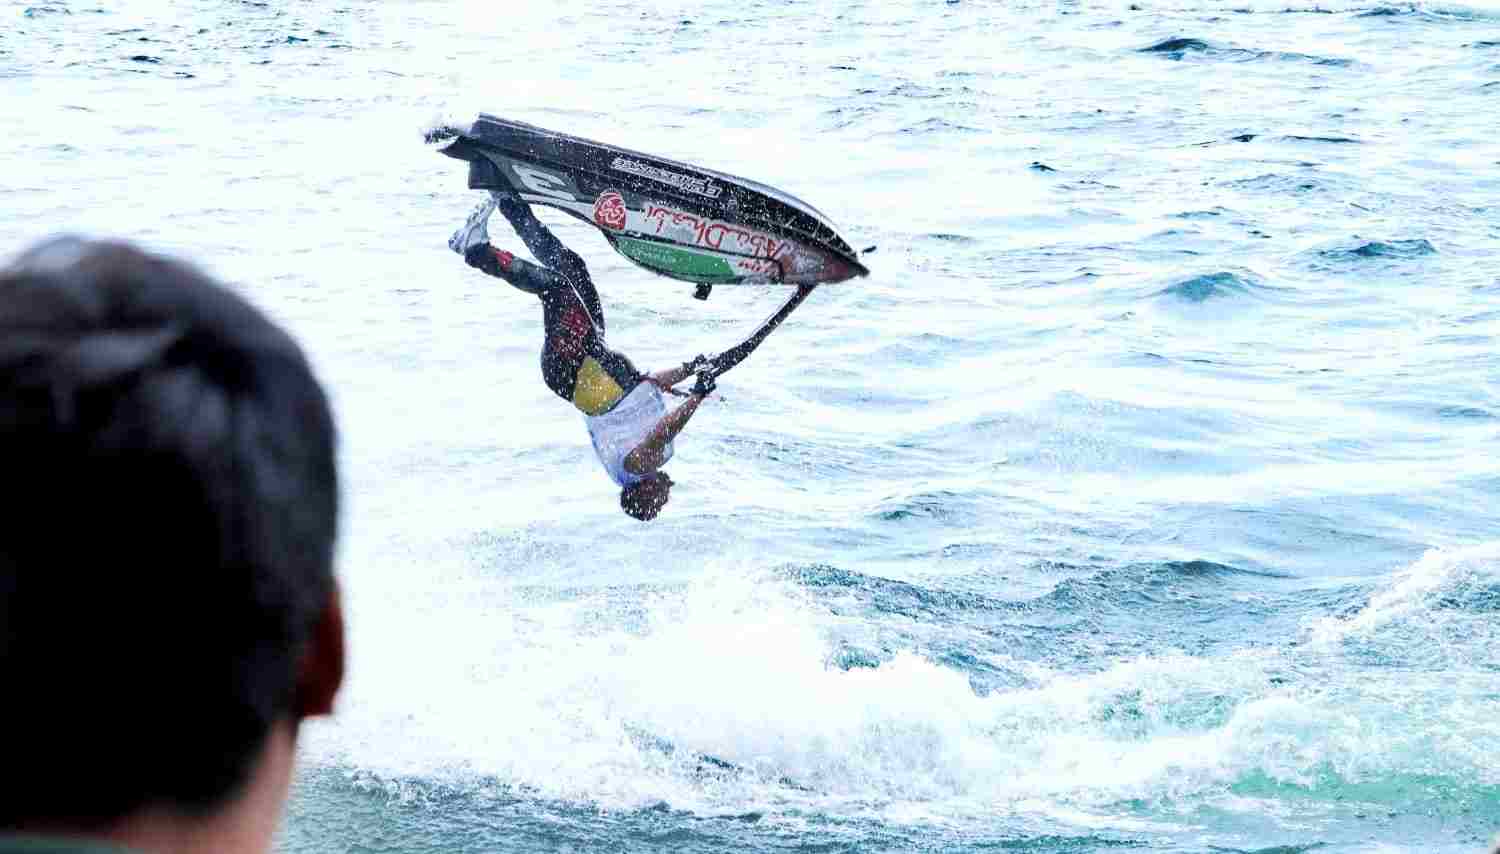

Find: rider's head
<box><xmin>620</xmin><ymin>471</ymin><xmax>673</xmax><ymax>521</ymax></box>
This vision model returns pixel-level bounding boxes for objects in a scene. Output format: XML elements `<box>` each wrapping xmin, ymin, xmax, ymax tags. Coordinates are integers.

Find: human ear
<box><xmin>295</xmin><ymin>584</ymin><xmax>345</xmax><ymax>719</ymax></box>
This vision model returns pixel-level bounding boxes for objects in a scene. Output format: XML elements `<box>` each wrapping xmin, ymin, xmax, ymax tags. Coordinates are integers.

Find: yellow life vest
<box><xmin>571</xmin><ymin>355</ymin><xmax>627</xmax><ymax>416</ymax></box>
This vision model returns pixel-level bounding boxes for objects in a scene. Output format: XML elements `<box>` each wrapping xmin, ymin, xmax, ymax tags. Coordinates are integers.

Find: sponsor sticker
<box><xmin>593</xmin><ymin>190</ymin><xmax>628</xmax><ymax>231</ymax></box>
<box><xmin>611</xmin><ymin>156</ymin><xmax>723</xmax><ymax>199</ymax></box>
<box><xmin>615</xmin><ymin>237</ymin><xmax>736</xmax><ymax>280</ymax></box>
<box><xmin>643</xmin><ymin>204</ymin><xmax>789</xmax><ymax>261</ymax></box>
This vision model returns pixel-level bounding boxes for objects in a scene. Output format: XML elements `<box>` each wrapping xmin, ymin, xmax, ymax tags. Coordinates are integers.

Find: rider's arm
<box><xmin>646</xmin><ymin>358</ymin><xmax>705</xmax><ymax>392</ymax></box>
<box><xmin>623</xmin><ymin>393</ymin><xmax>706</xmax><ymax>475</ymax></box>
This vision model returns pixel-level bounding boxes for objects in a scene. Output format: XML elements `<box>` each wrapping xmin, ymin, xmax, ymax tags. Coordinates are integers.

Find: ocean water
<box><xmin>4</xmin><ymin>0</ymin><xmax>1500</xmax><ymax>851</ymax></box>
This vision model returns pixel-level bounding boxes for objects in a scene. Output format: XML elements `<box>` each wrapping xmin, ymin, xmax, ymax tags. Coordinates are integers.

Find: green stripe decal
<box><xmin>614</xmin><ymin>237</ymin><xmax>738</xmax><ymax>281</ymax></box>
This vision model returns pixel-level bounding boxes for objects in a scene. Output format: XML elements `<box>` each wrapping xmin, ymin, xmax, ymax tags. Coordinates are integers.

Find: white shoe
<box><xmin>448</xmin><ymin>197</ymin><xmax>496</xmax><ymax>256</ymax></box>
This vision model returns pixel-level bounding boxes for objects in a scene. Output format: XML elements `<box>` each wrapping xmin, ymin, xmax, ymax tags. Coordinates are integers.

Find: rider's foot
<box><xmin>448</xmin><ymin>197</ymin><xmax>496</xmax><ymax>256</ymax></box>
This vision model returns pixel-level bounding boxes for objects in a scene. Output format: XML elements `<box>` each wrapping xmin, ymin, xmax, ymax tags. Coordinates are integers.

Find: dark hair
<box><xmin>619</xmin><ymin>473</ymin><xmax>667</xmax><ymax>521</ymax></box>
<box><xmin>0</xmin><ymin>237</ymin><xmax>339</xmax><ymax>827</ymax></box>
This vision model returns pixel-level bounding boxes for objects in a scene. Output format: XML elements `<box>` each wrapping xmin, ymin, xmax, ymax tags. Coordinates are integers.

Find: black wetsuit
<box><xmin>463</xmin><ymin>196</ymin><xmax>642</xmax><ymax>414</ymax></box>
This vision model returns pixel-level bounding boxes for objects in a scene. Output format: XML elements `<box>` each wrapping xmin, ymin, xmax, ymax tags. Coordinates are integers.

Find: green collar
<box><xmin>0</xmin><ymin>837</ymin><xmax>138</xmax><ymax>854</ymax></box>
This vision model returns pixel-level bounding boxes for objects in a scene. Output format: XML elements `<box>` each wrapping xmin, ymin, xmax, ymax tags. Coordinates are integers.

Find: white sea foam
<box><xmin>1306</xmin><ymin>542</ymin><xmax>1500</xmax><ymax>644</ymax></box>
<box><xmin>314</xmin><ymin>551</ymin><xmax>1500</xmax><ymax>824</ymax></box>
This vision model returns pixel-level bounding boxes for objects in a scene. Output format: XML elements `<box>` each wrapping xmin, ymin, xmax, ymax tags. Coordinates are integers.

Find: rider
<box><xmin>449</xmin><ymin>191</ymin><xmax>713</xmax><ymax>521</ymax></box>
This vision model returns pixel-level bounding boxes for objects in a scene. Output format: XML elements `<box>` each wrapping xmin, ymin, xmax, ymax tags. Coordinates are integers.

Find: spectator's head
<box><xmin>0</xmin><ymin>237</ymin><xmax>344</xmax><ymax>852</ymax></box>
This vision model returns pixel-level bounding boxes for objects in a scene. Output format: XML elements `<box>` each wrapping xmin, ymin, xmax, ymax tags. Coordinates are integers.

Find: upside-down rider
<box><xmin>448</xmin><ymin>191</ymin><xmax>717</xmax><ymax>520</ymax></box>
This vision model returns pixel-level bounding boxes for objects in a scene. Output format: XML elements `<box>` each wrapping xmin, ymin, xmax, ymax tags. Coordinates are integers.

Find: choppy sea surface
<box><xmin>5</xmin><ymin>0</ymin><xmax>1500</xmax><ymax>851</ymax></box>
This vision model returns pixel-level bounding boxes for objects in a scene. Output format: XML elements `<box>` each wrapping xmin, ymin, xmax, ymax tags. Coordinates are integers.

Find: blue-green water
<box><xmin>4</xmin><ymin>0</ymin><xmax>1499</xmax><ymax>851</ymax></box>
